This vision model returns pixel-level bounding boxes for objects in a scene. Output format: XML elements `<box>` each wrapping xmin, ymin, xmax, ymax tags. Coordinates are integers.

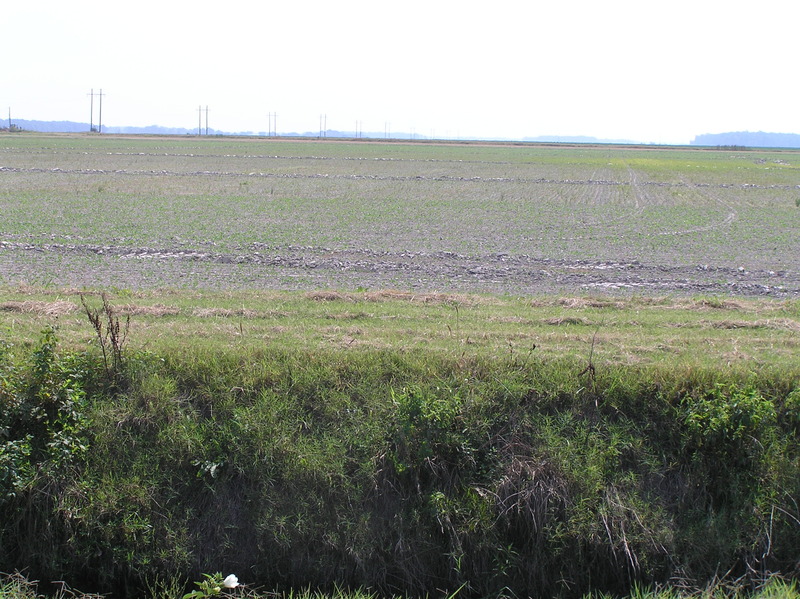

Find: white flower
<box><xmin>222</xmin><ymin>575</ymin><xmax>239</xmax><ymax>589</ymax></box>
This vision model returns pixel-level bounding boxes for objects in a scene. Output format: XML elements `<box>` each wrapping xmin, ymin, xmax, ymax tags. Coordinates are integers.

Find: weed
<box><xmin>579</xmin><ymin>322</ymin><xmax>601</xmax><ymax>401</ymax></box>
<box><xmin>183</xmin><ymin>573</ymin><xmax>240</xmax><ymax>599</ymax></box>
<box><xmin>0</xmin><ymin>572</ymin><xmax>39</xmax><ymax>599</ymax></box>
<box><xmin>682</xmin><ymin>383</ymin><xmax>776</xmax><ymax>453</ymax></box>
<box><xmin>80</xmin><ymin>293</ymin><xmax>129</xmax><ymax>389</ymax></box>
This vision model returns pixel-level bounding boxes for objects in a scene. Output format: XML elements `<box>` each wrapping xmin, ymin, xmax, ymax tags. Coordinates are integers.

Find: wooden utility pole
<box><xmin>88</xmin><ymin>89</ymin><xmax>94</xmax><ymax>132</ymax></box>
<box><xmin>98</xmin><ymin>89</ymin><xmax>104</xmax><ymax>133</ymax></box>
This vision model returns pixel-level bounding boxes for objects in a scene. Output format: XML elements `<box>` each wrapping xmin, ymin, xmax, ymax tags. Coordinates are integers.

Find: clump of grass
<box><xmin>0</xmin><ymin>572</ymin><xmax>39</xmax><ymax>599</ymax></box>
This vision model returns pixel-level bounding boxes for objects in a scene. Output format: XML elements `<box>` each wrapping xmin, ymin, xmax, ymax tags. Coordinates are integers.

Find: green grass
<box><xmin>1</xmin><ymin>286</ymin><xmax>799</xmax><ymax>373</ymax></box>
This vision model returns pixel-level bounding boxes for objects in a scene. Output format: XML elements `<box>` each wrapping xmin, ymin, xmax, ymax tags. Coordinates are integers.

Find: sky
<box><xmin>4</xmin><ymin>0</ymin><xmax>799</xmax><ymax>144</ymax></box>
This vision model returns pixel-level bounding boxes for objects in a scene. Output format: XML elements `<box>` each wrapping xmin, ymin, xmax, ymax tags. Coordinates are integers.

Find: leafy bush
<box><xmin>0</xmin><ymin>328</ymin><xmax>90</xmax><ymax>501</ymax></box>
<box><xmin>683</xmin><ymin>383</ymin><xmax>776</xmax><ymax>452</ymax></box>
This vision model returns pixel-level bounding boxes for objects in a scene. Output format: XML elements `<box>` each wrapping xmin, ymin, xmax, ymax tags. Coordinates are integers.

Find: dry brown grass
<box><xmin>544</xmin><ymin>316</ymin><xmax>596</xmax><ymax>326</ymax></box>
<box><xmin>0</xmin><ymin>300</ymin><xmax>78</xmax><ymax>316</ymax></box>
<box><xmin>668</xmin><ymin>318</ymin><xmax>800</xmax><ymax>332</ymax></box>
<box><xmin>557</xmin><ymin>297</ymin><xmax>626</xmax><ymax>309</ymax></box>
<box><xmin>365</xmin><ymin>289</ymin><xmax>494</xmax><ymax>305</ymax></box>
<box><xmin>690</xmin><ymin>298</ymin><xmax>748</xmax><ymax>310</ymax></box>
<box><xmin>304</xmin><ymin>290</ymin><xmax>355</xmax><ymax>302</ymax></box>
<box><xmin>192</xmin><ymin>307</ymin><xmax>264</xmax><ymax>318</ymax></box>
<box><xmin>116</xmin><ymin>303</ymin><xmax>181</xmax><ymax>317</ymax></box>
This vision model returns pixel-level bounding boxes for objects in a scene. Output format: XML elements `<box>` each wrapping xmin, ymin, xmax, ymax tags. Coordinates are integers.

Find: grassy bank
<box><xmin>1</xmin><ymin>289</ymin><xmax>798</xmax><ymax>598</ymax></box>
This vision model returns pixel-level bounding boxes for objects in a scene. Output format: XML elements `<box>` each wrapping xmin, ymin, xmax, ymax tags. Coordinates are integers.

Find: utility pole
<box><xmin>97</xmin><ymin>89</ymin><xmax>104</xmax><ymax>133</ymax></box>
<box><xmin>198</xmin><ymin>105</ymin><xmax>202</xmax><ymax>135</ymax></box>
<box><xmin>88</xmin><ymin>89</ymin><xmax>94</xmax><ymax>132</ymax></box>
<box><xmin>205</xmin><ymin>106</ymin><xmax>209</xmax><ymax>135</ymax></box>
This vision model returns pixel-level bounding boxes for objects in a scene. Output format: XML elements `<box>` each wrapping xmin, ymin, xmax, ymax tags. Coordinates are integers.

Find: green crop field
<box><xmin>1</xmin><ymin>133</ymin><xmax>798</xmax><ymax>296</ymax></box>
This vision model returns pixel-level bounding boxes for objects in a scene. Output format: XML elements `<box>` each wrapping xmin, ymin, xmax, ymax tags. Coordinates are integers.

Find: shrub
<box><xmin>0</xmin><ymin>328</ymin><xmax>91</xmax><ymax>501</ymax></box>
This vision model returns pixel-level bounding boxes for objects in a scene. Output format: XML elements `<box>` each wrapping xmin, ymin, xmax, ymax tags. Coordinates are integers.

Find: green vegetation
<box><xmin>1</xmin><ymin>135</ymin><xmax>798</xmax><ymax>598</ymax></box>
<box><xmin>0</xmin><ymin>572</ymin><xmax>797</xmax><ymax>599</ymax></box>
<box><xmin>1</xmin><ymin>289</ymin><xmax>798</xmax><ymax>598</ymax></box>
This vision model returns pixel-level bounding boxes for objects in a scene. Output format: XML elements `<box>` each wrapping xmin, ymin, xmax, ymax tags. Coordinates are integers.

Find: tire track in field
<box><xmin>520</xmin><ymin>164</ymin><xmax>743</xmax><ymax>244</ymax></box>
<box><xmin>571</xmin><ymin>164</ymin><xmax>645</xmax><ymax>228</ymax></box>
<box><xmin>520</xmin><ymin>166</ymin><xmax>646</xmax><ymax>244</ymax></box>
<box><xmin>653</xmin><ymin>177</ymin><xmax>738</xmax><ymax>237</ymax></box>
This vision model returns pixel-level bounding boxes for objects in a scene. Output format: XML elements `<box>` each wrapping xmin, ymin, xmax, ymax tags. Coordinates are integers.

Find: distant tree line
<box><xmin>692</xmin><ymin>131</ymin><xmax>800</xmax><ymax>148</ymax></box>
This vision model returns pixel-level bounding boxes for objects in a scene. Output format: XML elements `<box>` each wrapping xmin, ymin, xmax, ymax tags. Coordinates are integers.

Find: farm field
<box><xmin>1</xmin><ymin>133</ymin><xmax>799</xmax><ymax>297</ymax></box>
<box><xmin>1</xmin><ymin>134</ymin><xmax>800</xmax><ymax>599</ymax></box>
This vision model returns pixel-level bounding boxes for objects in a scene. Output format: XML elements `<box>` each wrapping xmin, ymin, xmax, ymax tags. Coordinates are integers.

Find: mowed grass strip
<box><xmin>2</xmin><ymin>285</ymin><xmax>798</xmax><ymax>375</ymax></box>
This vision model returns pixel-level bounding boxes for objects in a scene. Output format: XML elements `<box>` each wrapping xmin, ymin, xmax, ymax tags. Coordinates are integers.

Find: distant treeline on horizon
<box><xmin>690</xmin><ymin>131</ymin><xmax>800</xmax><ymax>148</ymax></box>
<box><xmin>2</xmin><ymin>119</ymin><xmax>800</xmax><ymax>148</ymax></box>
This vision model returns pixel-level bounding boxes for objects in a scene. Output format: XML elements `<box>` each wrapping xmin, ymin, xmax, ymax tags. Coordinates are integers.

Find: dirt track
<box><xmin>1</xmin><ymin>240</ymin><xmax>796</xmax><ymax>298</ymax></box>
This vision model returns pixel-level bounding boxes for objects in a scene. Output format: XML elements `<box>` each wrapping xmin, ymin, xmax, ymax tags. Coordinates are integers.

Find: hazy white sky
<box><xmin>5</xmin><ymin>0</ymin><xmax>798</xmax><ymax>144</ymax></box>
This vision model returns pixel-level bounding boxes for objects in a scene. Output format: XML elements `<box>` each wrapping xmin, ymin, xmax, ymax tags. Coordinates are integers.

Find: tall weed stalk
<box><xmin>80</xmin><ymin>293</ymin><xmax>129</xmax><ymax>389</ymax></box>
